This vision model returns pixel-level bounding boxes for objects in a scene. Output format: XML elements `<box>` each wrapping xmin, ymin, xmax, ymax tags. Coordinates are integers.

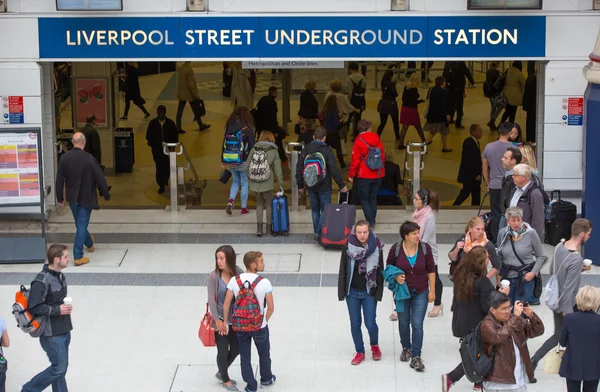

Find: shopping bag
<box><xmin>198</xmin><ymin>303</ymin><xmax>216</xmax><ymax>347</ymax></box>
<box><xmin>543</xmin><ymin>344</ymin><xmax>564</xmax><ymax>374</ymax></box>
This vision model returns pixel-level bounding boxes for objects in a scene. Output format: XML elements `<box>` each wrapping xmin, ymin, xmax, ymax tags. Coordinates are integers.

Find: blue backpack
<box><xmin>358</xmin><ymin>138</ymin><xmax>383</xmax><ymax>174</ymax></box>
<box><xmin>222</xmin><ymin>120</ymin><xmax>247</xmax><ymax>164</ymax></box>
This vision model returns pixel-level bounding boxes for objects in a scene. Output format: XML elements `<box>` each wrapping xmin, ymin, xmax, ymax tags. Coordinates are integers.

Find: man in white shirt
<box><xmin>223</xmin><ymin>251</ymin><xmax>276</xmax><ymax>392</ymax></box>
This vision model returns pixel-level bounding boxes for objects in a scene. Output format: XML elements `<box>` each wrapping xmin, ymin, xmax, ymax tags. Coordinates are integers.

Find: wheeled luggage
<box><xmin>477</xmin><ymin>192</ymin><xmax>493</xmax><ymax>241</ymax></box>
<box><xmin>545</xmin><ymin>190</ymin><xmax>577</xmax><ymax>246</ymax></box>
<box><xmin>271</xmin><ymin>194</ymin><xmax>290</xmax><ymax>236</ymax></box>
<box><xmin>320</xmin><ymin>192</ymin><xmax>357</xmax><ymax>249</ymax></box>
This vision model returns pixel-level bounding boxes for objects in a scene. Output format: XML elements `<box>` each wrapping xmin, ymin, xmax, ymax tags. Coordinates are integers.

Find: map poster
<box><xmin>0</xmin><ymin>130</ymin><xmax>41</xmax><ymax>205</ymax></box>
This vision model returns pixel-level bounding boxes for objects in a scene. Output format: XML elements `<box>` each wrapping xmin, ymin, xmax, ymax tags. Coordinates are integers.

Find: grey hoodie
<box><xmin>497</xmin><ymin>222</ymin><xmax>546</xmax><ymax>278</ymax></box>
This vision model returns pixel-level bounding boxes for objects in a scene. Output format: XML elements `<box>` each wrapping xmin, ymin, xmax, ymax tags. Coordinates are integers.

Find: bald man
<box><xmin>80</xmin><ymin>114</ymin><xmax>102</xmax><ymax>165</ymax></box>
<box><xmin>56</xmin><ymin>132</ymin><xmax>110</xmax><ymax>266</ymax></box>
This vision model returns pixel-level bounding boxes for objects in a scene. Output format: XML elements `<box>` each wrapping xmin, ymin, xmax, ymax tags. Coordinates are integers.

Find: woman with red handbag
<box><xmin>207</xmin><ymin>245</ymin><xmax>244</xmax><ymax>391</ymax></box>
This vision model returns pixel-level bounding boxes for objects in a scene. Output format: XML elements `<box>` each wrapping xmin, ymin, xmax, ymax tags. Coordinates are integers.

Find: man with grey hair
<box><xmin>56</xmin><ymin>132</ymin><xmax>110</xmax><ymax>266</ymax></box>
<box><xmin>508</xmin><ymin>163</ymin><xmax>545</xmax><ymax>238</ymax></box>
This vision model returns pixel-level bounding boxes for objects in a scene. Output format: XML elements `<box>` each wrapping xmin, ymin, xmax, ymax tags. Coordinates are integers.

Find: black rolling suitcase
<box><xmin>320</xmin><ymin>192</ymin><xmax>356</xmax><ymax>249</ymax></box>
<box><xmin>545</xmin><ymin>191</ymin><xmax>577</xmax><ymax>246</ymax></box>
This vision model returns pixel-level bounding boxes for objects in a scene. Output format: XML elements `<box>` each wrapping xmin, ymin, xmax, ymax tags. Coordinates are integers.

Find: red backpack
<box><xmin>231</xmin><ymin>275</ymin><xmax>264</xmax><ymax>332</ymax></box>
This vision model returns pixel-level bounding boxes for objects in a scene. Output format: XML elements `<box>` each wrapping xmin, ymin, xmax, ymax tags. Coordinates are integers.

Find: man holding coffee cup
<box><xmin>20</xmin><ymin>244</ymin><xmax>73</xmax><ymax>392</ymax></box>
<box><xmin>530</xmin><ymin>218</ymin><xmax>593</xmax><ymax>372</ymax></box>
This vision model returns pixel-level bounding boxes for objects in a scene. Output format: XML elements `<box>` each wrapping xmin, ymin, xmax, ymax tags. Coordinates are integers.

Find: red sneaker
<box><xmin>351</xmin><ymin>353</ymin><xmax>365</xmax><ymax>366</ymax></box>
<box><xmin>371</xmin><ymin>345</ymin><xmax>382</xmax><ymax>361</ymax></box>
<box><xmin>442</xmin><ymin>374</ymin><xmax>453</xmax><ymax>392</ymax></box>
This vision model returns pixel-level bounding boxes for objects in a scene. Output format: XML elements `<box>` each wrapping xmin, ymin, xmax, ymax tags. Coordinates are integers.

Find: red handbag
<box><xmin>198</xmin><ymin>303</ymin><xmax>216</xmax><ymax>347</ymax></box>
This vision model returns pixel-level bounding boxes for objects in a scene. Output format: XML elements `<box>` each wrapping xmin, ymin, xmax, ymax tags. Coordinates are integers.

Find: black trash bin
<box><xmin>114</xmin><ymin>127</ymin><xmax>135</xmax><ymax>173</ymax></box>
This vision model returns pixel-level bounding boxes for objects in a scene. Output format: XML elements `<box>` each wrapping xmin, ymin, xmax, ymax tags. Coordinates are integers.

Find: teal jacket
<box><xmin>382</xmin><ymin>264</ymin><xmax>411</xmax><ymax>312</ymax></box>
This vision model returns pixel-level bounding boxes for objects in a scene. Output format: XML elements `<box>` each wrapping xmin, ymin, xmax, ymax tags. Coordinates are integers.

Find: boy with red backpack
<box><xmin>223</xmin><ymin>251</ymin><xmax>276</xmax><ymax>392</ymax></box>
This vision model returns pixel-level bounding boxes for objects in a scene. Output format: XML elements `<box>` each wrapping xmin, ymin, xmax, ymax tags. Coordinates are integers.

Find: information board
<box><xmin>0</xmin><ymin>130</ymin><xmax>41</xmax><ymax>205</ymax></box>
<box><xmin>468</xmin><ymin>0</ymin><xmax>542</xmax><ymax>9</ymax></box>
<box><xmin>1</xmin><ymin>96</ymin><xmax>25</xmax><ymax>124</ymax></box>
<box><xmin>561</xmin><ymin>97</ymin><xmax>584</xmax><ymax>126</ymax></box>
<box><xmin>57</xmin><ymin>0</ymin><xmax>123</xmax><ymax>11</ymax></box>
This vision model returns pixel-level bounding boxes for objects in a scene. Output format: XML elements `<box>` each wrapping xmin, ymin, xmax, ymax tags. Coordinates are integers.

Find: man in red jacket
<box><xmin>349</xmin><ymin>120</ymin><xmax>385</xmax><ymax>228</ymax></box>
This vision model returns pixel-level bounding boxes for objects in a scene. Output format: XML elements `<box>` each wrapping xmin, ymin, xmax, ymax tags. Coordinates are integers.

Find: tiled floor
<box><xmin>58</xmin><ymin>62</ymin><xmax>529</xmax><ymax>208</ymax></box>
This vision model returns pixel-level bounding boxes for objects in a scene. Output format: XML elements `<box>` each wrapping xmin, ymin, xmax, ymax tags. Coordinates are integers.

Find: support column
<box><xmin>582</xmin><ymin>34</ymin><xmax>600</xmax><ymax>263</ymax></box>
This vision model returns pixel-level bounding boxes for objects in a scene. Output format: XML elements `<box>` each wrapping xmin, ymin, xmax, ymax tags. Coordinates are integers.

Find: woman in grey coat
<box><xmin>207</xmin><ymin>245</ymin><xmax>244</xmax><ymax>392</ymax></box>
<box><xmin>497</xmin><ymin>206</ymin><xmax>546</xmax><ymax>305</ymax></box>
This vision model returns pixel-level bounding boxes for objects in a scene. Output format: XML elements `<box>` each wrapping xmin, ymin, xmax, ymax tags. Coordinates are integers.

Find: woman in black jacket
<box><xmin>560</xmin><ymin>286</ymin><xmax>600</xmax><ymax>392</ymax></box>
<box><xmin>120</xmin><ymin>62</ymin><xmax>150</xmax><ymax>120</ymax></box>
<box><xmin>442</xmin><ymin>246</ymin><xmax>509</xmax><ymax>392</ymax></box>
<box><xmin>424</xmin><ymin>76</ymin><xmax>452</xmax><ymax>152</ymax></box>
<box><xmin>298</xmin><ymin>80</ymin><xmax>319</xmax><ymax>120</ymax></box>
<box><xmin>376</xmin><ymin>70</ymin><xmax>400</xmax><ymax>140</ymax></box>
<box><xmin>398</xmin><ymin>73</ymin><xmax>426</xmax><ymax>149</ymax></box>
<box><xmin>338</xmin><ymin>220</ymin><xmax>384</xmax><ymax>366</ymax></box>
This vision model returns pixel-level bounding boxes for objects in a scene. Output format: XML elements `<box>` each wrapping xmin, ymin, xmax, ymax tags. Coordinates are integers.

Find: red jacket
<box><xmin>349</xmin><ymin>132</ymin><xmax>385</xmax><ymax>179</ymax></box>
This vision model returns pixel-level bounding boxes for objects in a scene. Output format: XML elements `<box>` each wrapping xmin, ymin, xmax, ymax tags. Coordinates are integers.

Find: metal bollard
<box><xmin>163</xmin><ymin>142</ymin><xmax>184</xmax><ymax>216</ymax></box>
<box><xmin>405</xmin><ymin>142</ymin><xmax>427</xmax><ymax>200</ymax></box>
<box><xmin>285</xmin><ymin>142</ymin><xmax>303</xmax><ymax>212</ymax></box>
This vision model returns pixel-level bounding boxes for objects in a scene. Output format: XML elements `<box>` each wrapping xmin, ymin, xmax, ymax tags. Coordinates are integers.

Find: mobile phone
<box><xmin>523</xmin><ymin>302</ymin><xmax>530</xmax><ymax>307</ymax></box>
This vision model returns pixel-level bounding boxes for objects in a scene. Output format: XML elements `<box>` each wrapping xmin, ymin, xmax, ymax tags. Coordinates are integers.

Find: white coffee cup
<box><xmin>583</xmin><ymin>259</ymin><xmax>593</xmax><ymax>267</ymax></box>
<box><xmin>500</xmin><ymin>280</ymin><xmax>510</xmax><ymax>290</ymax></box>
<box><xmin>63</xmin><ymin>297</ymin><xmax>73</xmax><ymax>306</ymax></box>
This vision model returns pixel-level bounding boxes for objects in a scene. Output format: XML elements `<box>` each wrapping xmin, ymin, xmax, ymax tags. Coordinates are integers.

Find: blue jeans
<box><xmin>308</xmin><ymin>190</ymin><xmax>332</xmax><ymax>236</ymax></box>
<box><xmin>69</xmin><ymin>202</ymin><xmax>93</xmax><ymax>260</ymax></box>
<box><xmin>346</xmin><ymin>289</ymin><xmax>379</xmax><ymax>354</ymax></box>
<box><xmin>23</xmin><ymin>332</ymin><xmax>71</xmax><ymax>392</ymax></box>
<box><xmin>508</xmin><ymin>276</ymin><xmax>535</xmax><ymax>305</ymax></box>
<box><xmin>398</xmin><ymin>290</ymin><xmax>428</xmax><ymax>358</ymax></box>
<box><xmin>237</xmin><ymin>326</ymin><xmax>273</xmax><ymax>392</ymax></box>
<box><xmin>356</xmin><ymin>178</ymin><xmax>382</xmax><ymax>227</ymax></box>
<box><xmin>229</xmin><ymin>169</ymin><xmax>249</xmax><ymax>209</ymax></box>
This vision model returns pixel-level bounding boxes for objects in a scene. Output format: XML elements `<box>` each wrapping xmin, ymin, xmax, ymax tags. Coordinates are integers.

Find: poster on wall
<box><xmin>1</xmin><ymin>96</ymin><xmax>25</xmax><ymax>124</ymax></box>
<box><xmin>56</xmin><ymin>0</ymin><xmax>123</xmax><ymax>11</ymax></box>
<box><xmin>561</xmin><ymin>97</ymin><xmax>584</xmax><ymax>126</ymax></box>
<box><xmin>468</xmin><ymin>0</ymin><xmax>542</xmax><ymax>9</ymax></box>
<box><xmin>74</xmin><ymin>79</ymin><xmax>107</xmax><ymax>128</ymax></box>
<box><xmin>0</xmin><ymin>131</ymin><xmax>41</xmax><ymax>205</ymax></box>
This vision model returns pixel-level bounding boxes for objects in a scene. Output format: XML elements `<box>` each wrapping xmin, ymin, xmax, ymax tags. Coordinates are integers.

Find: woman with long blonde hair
<box><xmin>398</xmin><ymin>73</ymin><xmax>426</xmax><ymax>149</ymax></box>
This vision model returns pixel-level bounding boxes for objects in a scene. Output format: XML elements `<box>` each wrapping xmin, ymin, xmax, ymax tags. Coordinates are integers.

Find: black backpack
<box><xmin>459</xmin><ymin>321</ymin><xmax>495</xmax><ymax>384</ymax></box>
<box><xmin>350</xmin><ymin>79</ymin><xmax>366</xmax><ymax>109</ymax></box>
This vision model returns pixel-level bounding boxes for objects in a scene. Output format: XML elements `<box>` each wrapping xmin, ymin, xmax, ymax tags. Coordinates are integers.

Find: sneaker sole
<box><xmin>226</xmin><ymin>205</ymin><xmax>233</xmax><ymax>215</ymax></box>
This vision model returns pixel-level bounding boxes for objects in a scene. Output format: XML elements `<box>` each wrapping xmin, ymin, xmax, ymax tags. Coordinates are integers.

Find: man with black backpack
<box><xmin>223</xmin><ymin>251</ymin><xmax>276</xmax><ymax>392</ymax></box>
<box><xmin>20</xmin><ymin>244</ymin><xmax>73</xmax><ymax>392</ymax></box>
<box><xmin>296</xmin><ymin>127</ymin><xmax>348</xmax><ymax>242</ymax></box>
<box><xmin>480</xmin><ymin>291</ymin><xmax>544</xmax><ymax>391</ymax></box>
<box><xmin>345</xmin><ymin>63</ymin><xmax>367</xmax><ymax>139</ymax></box>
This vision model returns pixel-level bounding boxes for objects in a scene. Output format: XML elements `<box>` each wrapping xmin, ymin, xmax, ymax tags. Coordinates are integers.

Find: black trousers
<box><xmin>448</xmin><ymin>90</ymin><xmax>465</xmax><ymax>125</ymax></box>
<box><xmin>123</xmin><ymin>99</ymin><xmax>148</xmax><ymax>117</ymax></box>
<box><xmin>453</xmin><ymin>181</ymin><xmax>481</xmax><ymax>206</ymax></box>
<box><xmin>152</xmin><ymin>152</ymin><xmax>170</xmax><ymax>187</ymax></box>
<box><xmin>176</xmin><ymin>100</ymin><xmax>204</xmax><ymax>131</ymax></box>
<box><xmin>215</xmin><ymin>328</ymin><xmax>239</xmax><ymax>384</ymax></box>
<box><xmin>377</xmin><ymin>113</ymin><xmax>400</xmax><ymax>139</ymax></box>
<box><xmin>526</xmin><ymin>109</ymin><xmax>536</xmax><ymax>143</ymax></box>
<box><xmin>489</xmin><ymin>188</ymin><xmax>503</xmax><ymax>244</ymax></box>
<box><xmin>566</xmin><ymin>379</ymin><xmax>600</xmax><ymax>392</ymax></box>
<box><xmin>326</xmin><ymin>130</ymin><xmax>345</xmax><ymax>168</ymax></box>
<box><xmin>407</xmin><ymin>61</ymin><xmax>434</xmax><ymax>80</ymax></box>
<box><xmin>531</xmin><ymin>312</ymin><xmax>564</xmax><ymax>368</ymax></box>
<box><xmin>501</xmin><ymin>104</ymin><xmax>518</xmax><ymax>124</ymax></box>
<box><xmin>434</xmin><ymin>265</ymin><xmax>443</xmax><ymax>307</ymax></box>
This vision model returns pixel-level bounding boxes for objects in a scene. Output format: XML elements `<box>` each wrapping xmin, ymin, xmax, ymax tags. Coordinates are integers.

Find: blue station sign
<box><xmin>37</xmin><ymin>15</ymin><xmax>546</xmax><ymax>59</ymax></box>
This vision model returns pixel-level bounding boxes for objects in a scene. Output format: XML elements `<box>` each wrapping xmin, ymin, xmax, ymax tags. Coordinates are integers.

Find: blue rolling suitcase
<box><xmin>271</xmin><ymin>194</ymin><xmax>290</xmax><ymax>236</ymax></box>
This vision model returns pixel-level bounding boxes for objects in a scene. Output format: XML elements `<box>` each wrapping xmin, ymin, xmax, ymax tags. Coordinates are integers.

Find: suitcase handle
<box><xmin>550</xmin><ymin>190</ymin><xmax>561</xmax><ymax>201</ymax></box>
<box><xmin>339</xmin><ymin>190</ymin><xmax>350</xmax><ymax>205</ymax></box>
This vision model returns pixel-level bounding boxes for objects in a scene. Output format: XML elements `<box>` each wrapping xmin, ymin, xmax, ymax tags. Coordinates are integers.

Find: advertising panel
<box><xmin>0</xmin><ymin>130</ymin><xmax>41</xmax><ymax>206</ymax></box>
<box><xmin>74</xmin><ymin>79</ymin><xmax>108</xmax><ymax>128</ymax></box>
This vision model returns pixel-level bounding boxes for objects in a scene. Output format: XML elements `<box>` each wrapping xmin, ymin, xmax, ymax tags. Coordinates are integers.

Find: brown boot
<box><xmin>74</xmin><ymin>257</ymin><xmax>90</xmax><ymax>266</ymax></box>
<box><xmin>87</xmin><ymin>235</ymin><xmax>95</xmax><ymax>252</ymax></box>
<box><xmin>256</xmin><ymin>223</ymin><xmax>263</xmax><ymax>237</ymax></box>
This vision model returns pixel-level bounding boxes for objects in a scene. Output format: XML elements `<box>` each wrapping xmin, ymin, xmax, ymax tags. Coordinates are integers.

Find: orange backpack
<box><xmin>12</xmin><ymin>273</ymin><xmax>48</xmax><ymax>338</ymax></box>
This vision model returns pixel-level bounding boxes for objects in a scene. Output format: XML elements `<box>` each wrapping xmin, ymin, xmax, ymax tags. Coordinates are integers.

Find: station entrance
<box><xmin>52</xmin><ymin>60</ymin><xmax>540</xmax><ymax>210</ymax></box>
